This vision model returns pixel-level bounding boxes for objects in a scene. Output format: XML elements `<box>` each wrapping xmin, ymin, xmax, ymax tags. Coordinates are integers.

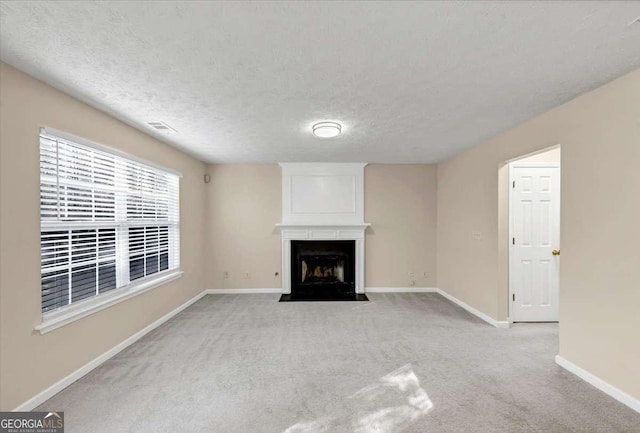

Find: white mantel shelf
<box><xmin>276</xmin><ymin>223</ymin><xmax>371</xmax><ymax>230</ymax></box>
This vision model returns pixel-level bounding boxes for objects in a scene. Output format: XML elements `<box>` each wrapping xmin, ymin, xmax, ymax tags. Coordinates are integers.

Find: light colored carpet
<box><xmin>37</xmin><ymin>293</ymin><xmax>640</xmax><ymax>432</ymax></box>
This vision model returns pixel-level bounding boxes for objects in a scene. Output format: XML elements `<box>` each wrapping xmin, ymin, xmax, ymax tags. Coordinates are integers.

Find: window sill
<box><xmin>35</xmin><ymin>270</ymin><xmax>183</xmax><ymax>335</ymax></box>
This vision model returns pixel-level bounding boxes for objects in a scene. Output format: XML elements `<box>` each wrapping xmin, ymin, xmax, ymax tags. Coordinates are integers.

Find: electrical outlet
<box><xmin>223</xmin><ymin>271</ymin><xmax>229</xmax><ymax>279</ymax></box>
<box><xmin>243</xmin><ymin>272</ymin><xmax>250</xmax><ymax>279</ymax></box>
<box><xmin>408</xmin><ymin>271</ymin><xmax>415</xmax><ymax>277</ymax></box>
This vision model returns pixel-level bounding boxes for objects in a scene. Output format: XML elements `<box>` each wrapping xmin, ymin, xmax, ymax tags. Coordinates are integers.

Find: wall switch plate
<box><xmin>408</xmin><ymin>271</ymin><xmax>415</xmax><ymax>277</ymax></box>
<box><xmin>243</xmin><ymin>272</ymin><xmax>250</xmax><ymax>279</ymax></box>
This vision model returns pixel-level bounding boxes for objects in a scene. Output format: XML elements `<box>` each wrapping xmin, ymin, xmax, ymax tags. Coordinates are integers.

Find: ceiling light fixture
<box><xmin>312</xmin><ymin>121</ymin><xmax>342</xmax><ymax>138</ymax></box>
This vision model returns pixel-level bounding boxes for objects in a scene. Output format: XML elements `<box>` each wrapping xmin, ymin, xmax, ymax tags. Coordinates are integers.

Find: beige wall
<box><xmin>204</xmin><ymin>164</ymin><xmax>282</xmax><ymax>289</ymax></box>
<box><xmin>203</xmin><ymin>164</ymin><xmax>438</xmax><ymax>290</ymax></box>
<box><xmin>0</xmin><ymin>63</ymin><xmax>207</xmax><ymax>410</ymax></box>
<box><xmin>516</xmin><ymin>147</ymin><xmax>561</xmax><ymax>163</ymax></box>
<box><xmin>365</xmin><ymin>164</ymin><xmax>437</xmax><ymax>288</ymax></box>
<box><xmin>437</xmin><ymin>69</ymin><xmax>640</xmax><ymax>399</ymax></box>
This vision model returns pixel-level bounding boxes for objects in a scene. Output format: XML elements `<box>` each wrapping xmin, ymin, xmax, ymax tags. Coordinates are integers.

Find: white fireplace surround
<box><xmin>277</xmin><ymin>163</ymin><xmax>369</xmax><ymax>294</ymax></box>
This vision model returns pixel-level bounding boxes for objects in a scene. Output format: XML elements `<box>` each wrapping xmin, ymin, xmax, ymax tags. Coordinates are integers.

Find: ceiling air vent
<box><xmin>147</xmin><ymin>121</ymin><xmax>177</xmax><ymax>133</ymax></box>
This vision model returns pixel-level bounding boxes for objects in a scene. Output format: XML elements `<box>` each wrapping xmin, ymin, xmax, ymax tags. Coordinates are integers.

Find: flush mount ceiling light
<box><xmin>312</xmin><ymin>121</ymin><xmax>342</xmax><ymax>138</ymax></box>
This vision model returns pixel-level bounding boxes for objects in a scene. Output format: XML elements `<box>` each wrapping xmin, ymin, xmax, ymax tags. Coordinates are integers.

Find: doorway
<box><xmin>509</xmin><ymin>148</ymin><xmax>561</xmax><ymax>322</ymax></box>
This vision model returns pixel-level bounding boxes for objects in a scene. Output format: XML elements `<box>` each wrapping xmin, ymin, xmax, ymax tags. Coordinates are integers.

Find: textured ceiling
<box><xmin>1</xmin><ymin>1</ymin><xmax>640</xmax><ymax>163</ymax></box>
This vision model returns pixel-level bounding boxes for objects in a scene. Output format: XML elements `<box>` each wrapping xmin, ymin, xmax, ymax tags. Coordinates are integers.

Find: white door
<box><xmin>510</xmin><ymin>163</ymin><xmax>560</xmax><ymax>322</ymax></box>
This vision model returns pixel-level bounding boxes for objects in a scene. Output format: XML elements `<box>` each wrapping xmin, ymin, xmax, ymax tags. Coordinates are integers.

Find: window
<box><xmin>39</xmin><ymin>128</ymin><xmax>180</xmax><ymax>315</ymax></box>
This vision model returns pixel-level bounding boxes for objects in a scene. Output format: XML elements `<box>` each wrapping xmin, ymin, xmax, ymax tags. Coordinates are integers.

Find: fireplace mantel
<box><xmin>277</xmin><ymin>224</ymin><xmax>368</xmax><ymax>294</ymax></box>
<box><xmin>277</xmin><ymin>163</ymin><xmax>369</xmax><ymax>294</ymax></box>
<box><xmin>276</xmin><ymin>223</ymin><xmax>370</xmax><ymax>231</ymax></box>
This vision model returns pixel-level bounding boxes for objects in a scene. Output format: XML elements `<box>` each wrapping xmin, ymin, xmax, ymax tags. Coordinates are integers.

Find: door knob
<box><xmin>552</xmin><ymin>250</ymin><xmax>561</xmax><ymax>256</ymax></box>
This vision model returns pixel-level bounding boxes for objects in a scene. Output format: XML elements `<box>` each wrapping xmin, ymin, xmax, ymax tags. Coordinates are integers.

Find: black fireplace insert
<box><xmin>282</xmin><ymin>240</ymin><xmax>366</xmax><ymax>301</ymax></box>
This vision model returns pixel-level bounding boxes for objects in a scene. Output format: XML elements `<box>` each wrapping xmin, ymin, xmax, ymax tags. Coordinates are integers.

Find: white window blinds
<box><xmin>39</xmin><ymin>129</ymin><xmax>180</xmax><ymax>314</ymax></box>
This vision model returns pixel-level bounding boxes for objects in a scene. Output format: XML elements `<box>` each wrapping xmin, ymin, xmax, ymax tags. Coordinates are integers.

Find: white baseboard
<box><xmin>436</xmin><ymin>289</ymin><xmax>510</xmax><ymax>328</ymax></box>
<box><xmin>13</xmin><ymin>290</ymin><xmax>207</xmax><ymax>411</ymax></box>
<box><xmin>365</xmin><ymin>287</ymin><xmax>439</xmax><ymax>293</ymax></box>
<box><xmin>206</xmin><ymin>288</ymin><xmax>281</xmax><ymax>294</ymax></box>
<box><xmin>207</xmin><ymin>287</ymin><xmax>509</xmax><ymax>328</ymax></box>
<box><xmin>364</xmin><ymin>287</ymin><xmax>508</xmax><ymax>328</ymax></box>
<box><xmin>555</xmin><ymin>355</ymin><xmax>640</xmax><ymax>414</ymax></box>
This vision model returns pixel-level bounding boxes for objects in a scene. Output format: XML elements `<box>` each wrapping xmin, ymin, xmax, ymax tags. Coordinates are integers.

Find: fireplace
<box><xmin>278</xmin><ymin>163</ymin><xmax>369</xmax><ymax>300</ymax></box>
<box><xmin>290</xmin><ymin>240</ymin><xmax>355</xmax><ymax>298</ymax></box>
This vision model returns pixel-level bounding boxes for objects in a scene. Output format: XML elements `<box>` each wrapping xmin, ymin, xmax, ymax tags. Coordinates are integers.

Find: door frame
<box><xmin>508</xmin><ymin>162</ymin><xmax>561</xmax><ymax>323</ymax></box>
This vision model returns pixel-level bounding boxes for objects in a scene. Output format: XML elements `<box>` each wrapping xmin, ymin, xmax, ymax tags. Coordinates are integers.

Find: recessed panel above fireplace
<box><xmin>279</xmin><ymin>163</ymin><xmax>366</xmax><ymax>225</ymax></box>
